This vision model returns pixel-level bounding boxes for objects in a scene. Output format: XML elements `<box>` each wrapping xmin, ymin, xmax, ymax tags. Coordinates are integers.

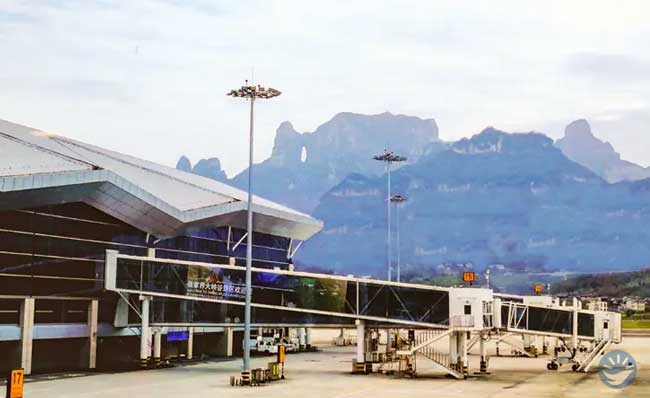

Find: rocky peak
<box><xmin>452</xmin><ymin>127</ymin><xmax>553</xmax><ymax>156</ymax></box>
<box><xmin>565</xmin><ymin>119</ymin><xmax>595</xmax><ymax>139</ymax></box>
<box><xmin>554</xmin><ymin>119</ymin><xmax>648</xmax><ymax>182</ymax></box>
<box><xmin>559</xmin><ymin>119</ymin><xmax>618</xmax><ymax>158</ymax></box>
<box><xmin>191</xmin><ymin>157</ymin><xmax>227</xmax><ymax>182</ymax></box>
<box><xmin>175</xmin><ymin>155</ymin><xmax>192</xmax><ymax>172</ymax></box>
<box><xmin>270</xmin><ymin>121</ymin><xmax>305</xmax><ymax>165</ymax></box>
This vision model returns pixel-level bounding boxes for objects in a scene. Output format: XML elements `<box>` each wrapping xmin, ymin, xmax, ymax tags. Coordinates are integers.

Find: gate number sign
<box><xmin>6</xmin><ymin>369</ymin><xmax>24</xmax><ymax>398</ymax></box>
<box><xmin>462</xmin><ymin>272</ymin><xmax>476</xmax><ymax>283</ymax></box>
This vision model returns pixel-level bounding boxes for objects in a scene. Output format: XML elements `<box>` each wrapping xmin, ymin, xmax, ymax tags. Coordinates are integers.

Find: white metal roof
<box><xmin>0</xmin><ymin>118</ymin><xmax>322</xmax><ymax>240</ymax></box>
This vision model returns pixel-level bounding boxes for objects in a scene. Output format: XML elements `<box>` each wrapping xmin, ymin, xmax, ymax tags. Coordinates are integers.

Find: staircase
<box><xmin>498</xmin><ymin>334</ymin><xmax>536</xmax><ymax>358</ymax></box>
<box><xmin>411</xmin><ymin>330</ymin><xmax>464</xmax><ymax>379</ymax></box>
<box><xmin>577</xmin><ymin>339</ymin><xmax>611</xmax><ymax>372</ymax></box>
<box><xmin>467</xmin><ymin>333</ymin><xmax>481</xmax><ymax>351</ymax></box>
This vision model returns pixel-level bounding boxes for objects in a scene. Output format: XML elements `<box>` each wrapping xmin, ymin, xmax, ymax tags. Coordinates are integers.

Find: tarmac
<box><xmin>5</xmin><ymin>332</ymin><xmax>649</xmax><ymax>398</ymax></box>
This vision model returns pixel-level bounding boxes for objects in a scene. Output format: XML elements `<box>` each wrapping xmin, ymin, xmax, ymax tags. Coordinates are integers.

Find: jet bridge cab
<box><xmin>595</xmin><ymin>311</ymin><xmax>621</xmax><ymax>343</ymax></box>
<box><xmin>449</xmin><ymin>288</ymin><xmax>494</xmax><ymax>331</ymax></box>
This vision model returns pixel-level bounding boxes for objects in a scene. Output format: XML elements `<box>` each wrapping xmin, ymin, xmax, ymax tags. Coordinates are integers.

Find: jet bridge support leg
<box><xmin>353</xmin><ymin>320</ymin><xmax>368</xmax><ymax>374</ymax></box>
<box><xmin>572</xmin><ymin>297</ymin><xmax>579</xmax><ymax>356</ymax></box>
<box><xmin>480</xmin><ymin>335</ymin><xmax>488</xmax><ymax>373</ymax></box>
<box><xmin>305</xmin><ymin>328</ymin><xmax>312</xmax><ymax>350</ymax></box>
<box><xmin>449</xmin><ymin>332</ymin><xmax>458</xmax><ymax>371</ymax></box>
<box><xmin>460</xmin><ymin>332</ymin><xmax>468</xmax><ymax>377</ymax></box>
<box><xmin>298</xmin><ymin>328</ymin><xmax>306</xmax><ymax>350</ymax></box>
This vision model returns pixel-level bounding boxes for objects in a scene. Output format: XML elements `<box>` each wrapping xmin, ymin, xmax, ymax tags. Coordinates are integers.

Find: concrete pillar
<box><xmin>140</xmin><ymin>296</ymin><xmax>151</xmax><ymax>368</ymax></box>
<box><xmin>480</xmin><ymin>336</ymin><xmax>487</xmax><ymax>372</ymax></box>
<box><xmin>19</xmin><ymin>298</ymin><xmax>35</xmax><ymax>375</ymax></box>
<box><xmin>225</xmin><ymin>327</ymin><xmax>233</xmax><ymax>357</ymax></box>
<box><xmin>187</xmin><ymin>328</ymin><xmax>194</xmax><ymax>360</ymax></box>
<box><xmin>153</xmin><ymin>330</ymin><xmax>162</xmax><ymax>367</ymax></box>
<box><xmin>298</xmin><ymin>328</ymin><xmax>306</xmax><ymax>350</ymax></box>
<box><xmin>305</xmin><ymin>328</ymin><xmax>312</xmax><ymax>349</ymax></box>
<box><xmin>87</xmin><ymin>300</ymin><xmax>98</xmax><ymax>369</ymax></box>
<box><xmin>449</xmin><ymin>332</ymin><xmax>458</xmax><ymax>370</ymax></box>
<box><xmin>355</xmin><ymin>321</ymin><xmax>365</xmax><ymax>363</ymax></box>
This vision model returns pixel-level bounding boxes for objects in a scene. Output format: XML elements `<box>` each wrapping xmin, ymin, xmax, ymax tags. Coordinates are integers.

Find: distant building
<box><xmin>624</xmin><ymin>298</ymin><xmax>646</xmax><ymax>312</ymax></box>
<box><xmin>583</xmin><ymin>297</ymin><xmax>608</xmax><ymax>312</ymax></box>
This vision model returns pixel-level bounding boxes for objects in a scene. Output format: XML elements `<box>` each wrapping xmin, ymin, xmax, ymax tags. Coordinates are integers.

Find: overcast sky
<box><xmin>1</xmin><ymin>1</ymin><xmax>649</xmax><ymax>176</ymax></box>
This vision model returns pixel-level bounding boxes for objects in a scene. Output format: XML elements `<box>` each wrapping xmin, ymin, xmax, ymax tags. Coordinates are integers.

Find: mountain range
<box><xmin>177</xmin><ymin>112</ymin><xmax>650</xmax><ymax>277</ymax></box>
<box><xmin>180</xmin><ymin>112</ymin><xmax>440</xmax><ymax>213</ymax></box>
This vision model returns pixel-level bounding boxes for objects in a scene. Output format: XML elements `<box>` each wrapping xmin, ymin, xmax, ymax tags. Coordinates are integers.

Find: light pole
<box><xmin>390</xmin><ymin>194</ymin><xmax>407</xmax><ymax>283</ymax></box>
<box><xmin>227</xmin><ymin>81</ymin><xmax>281</xmax><ymax>373</ymax></box>
<box><xmin>373</xmin><ymin>150</ymin><xmax>407</xmax><ymax>281</ymax></box>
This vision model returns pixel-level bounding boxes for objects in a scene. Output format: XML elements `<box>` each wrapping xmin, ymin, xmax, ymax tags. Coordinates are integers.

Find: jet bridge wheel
<box><xmin>546</xmin><ymin>362</ymin><xmax>559</xmax><ymax>371</ymax></box>
<box><xmin>572</xmin><ymin>364</ymin><xmax>580</xmax><ymax>372</ymax></box>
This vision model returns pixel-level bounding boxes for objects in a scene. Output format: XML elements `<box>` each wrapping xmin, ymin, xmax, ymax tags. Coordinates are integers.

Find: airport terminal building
<box><xmin>0</xmin><ymin>119</ymin><xmax>322</xmax><ymax>374</ymax></box>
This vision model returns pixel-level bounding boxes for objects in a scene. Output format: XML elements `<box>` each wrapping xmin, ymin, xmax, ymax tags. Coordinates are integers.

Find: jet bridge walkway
<box><xmin>105</xmin><ymin>251</ymin><xmax>452</xmax><ymax>329</ymax></box>
<box><xmin>103</xmin><ymin>251</ymin><xmax>621</xmax><ymax>377</ymax></box>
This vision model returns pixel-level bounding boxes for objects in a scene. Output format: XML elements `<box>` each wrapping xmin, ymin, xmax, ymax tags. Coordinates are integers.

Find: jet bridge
<box><xmin>105</xmin><ymin>251</ymin><xmax>461</xmax><ymax>329</ymax></box>
<box><xmin>103</xmin><ymin>251</ymin><xmax>621</xmax><ymax>378</ymax></box>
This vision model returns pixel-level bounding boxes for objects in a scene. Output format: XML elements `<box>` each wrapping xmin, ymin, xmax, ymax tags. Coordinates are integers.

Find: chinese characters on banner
<box><xmin>186</xmin><ymin>265</ymin><xmax>249</xmax><ymax>300</ymax></box>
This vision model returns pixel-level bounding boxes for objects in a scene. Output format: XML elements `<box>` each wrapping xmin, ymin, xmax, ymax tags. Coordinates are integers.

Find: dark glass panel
<box><xmin>0</xmin><ymin>299</ymin><xmax>21</xmax><ymax>324</ymax></box>
<box><xmin>34</xmin><ymin>300</ymin><xmax>89</xmax><ymax>323</ymax></box>
<box><xmin>578</xmin><ymin>312</ymin><xmax>595</xmax><ymax>337</ymax></box>
<box><xmin>527</xmin><ymin>307</ymin><xmax>573</xmax><ymax>335</ymax></box>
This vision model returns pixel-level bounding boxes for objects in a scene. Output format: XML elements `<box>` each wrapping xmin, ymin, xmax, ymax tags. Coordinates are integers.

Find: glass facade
<box><xmin>0</xmin><ymin>203</ymin><xmax>148</xmax><ymax>298</ymax></box>
<box><xmin>0</xmin><ymin>202</ymin><xmax>293</xmax><ymax>324</ymax></box>
<box><xmin>155</xmin><ymin>227</ymin><xmax>290</xmax><ymax>269</ymax></box>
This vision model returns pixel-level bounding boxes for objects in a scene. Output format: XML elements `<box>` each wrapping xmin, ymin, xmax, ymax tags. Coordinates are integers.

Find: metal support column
<box><xmin>19</xmin><ymin>297</ymin><xmax>35</xmax><ymax>375</ymax></box>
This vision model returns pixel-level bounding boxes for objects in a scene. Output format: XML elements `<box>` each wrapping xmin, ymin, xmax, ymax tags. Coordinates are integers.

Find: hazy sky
<box><xmin>1</xmin><ymin>1</ymin><xmax>649</xmax><ymax>176</ymax></box>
